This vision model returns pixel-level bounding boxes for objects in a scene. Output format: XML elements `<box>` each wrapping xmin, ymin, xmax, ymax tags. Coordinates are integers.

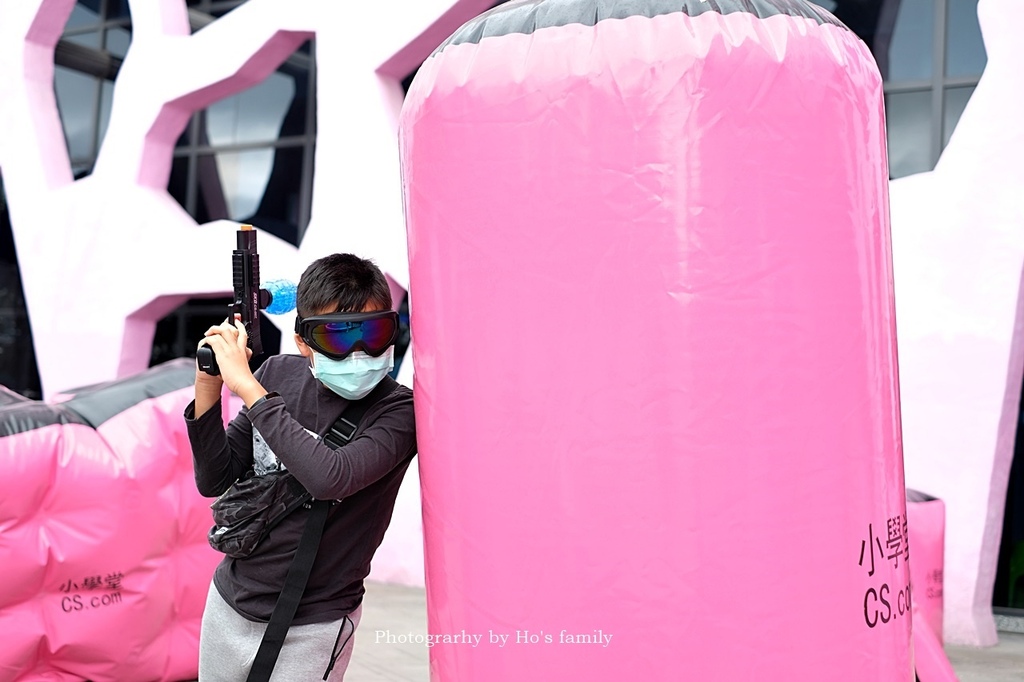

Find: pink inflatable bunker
<box><xmin>0</xmin><ymin>359</ymin><xmax>220</xmax><ymax>681</ymax></box>
<box><xmin>908</xmin><ymin>489</ymin><xmax>946</xmax><ymax>644</ymax></box>
<box><xmin>907</xmin><ymin>490</ymin><xmax>956</xmax><ymax>681</ymax></box>
<box><xmin>401</xmin><ymin>0</ymin><xmax>910</xmax><ymax>680</ymax></box>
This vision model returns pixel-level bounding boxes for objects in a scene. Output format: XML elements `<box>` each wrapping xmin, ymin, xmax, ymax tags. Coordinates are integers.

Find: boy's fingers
<box><xmin>206</xmin><ymin>319</ymin><xmax>241</xmax><ymax>339</ymax></box>
<box><xmin>234</xmin><ymin>319</ymin><xmax>248</xmax><ymax>348</ymax></box>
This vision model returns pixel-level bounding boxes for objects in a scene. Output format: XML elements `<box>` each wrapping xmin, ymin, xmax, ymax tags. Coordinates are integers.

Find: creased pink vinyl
<box><xmin>908</xmin><ymin>492</ymin><xmax>947</xmax><ymax>644</ymax></box>
<box><xmin>0</xmin><ymin>360</ymin><xmax>220</xmax><ymax>681</ymax></box>
<box><xmin>402</xmin><ymin>6</ymin><xmax>909</xmax><ymax>681</ymax></box>
<box><xmin>907</xmin><ymin>492</ymin><xmax>954</xmax><ymax>681</ymax></box>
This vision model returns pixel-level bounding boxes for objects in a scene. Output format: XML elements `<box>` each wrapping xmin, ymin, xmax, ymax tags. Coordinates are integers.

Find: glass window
<box><xmin>245</xmin><ymin>146</ymin><xmax>305</xmax><ymax>245</ymax></box>
<box><xmin>168</xmin><ymin>156</ymin><xmax>191</xmax><ymax>212</ymax></box>
<box><xmin>66</xmin><ymin>2</ymin><xmax>101</xmax><ymax>30</ymax></box>
<box><xmin>210</xmin><ymin>149</ymin><xmax>278</xmax><ymax>221</ymax></box>
<box><xmin>98</xmin><ymin>81</ymin><xmax>114</xmax><ymax>152</ymax></box>
<box><xmin>0</xmin><ymin>188</ymin><xmax>43</xmax><ymax>400</ymax></box>
<box><xmin>885</xmin><ymin>90</ymin><xmax>933</xmax><ymax>178</ymax></box>
<box><xmin>54</xmin><ymin>66</ymin><xmax>99</xmax><ymax>162</ymax></box>
<box><xmin>105</xmin><ymin>0</ymin><xmax>131</xmax><ymax>20</ymax></box>
<box><xmin>943</xmin><ymin>86</ymin><xmax>975</xmax><ymax>147</ymax></box>
<box><xmin>164</xmin><ymin>37</ymin><xmax>312</xmax><ymax>246</ymax></box>
<box><xmin>947</xmin><ymin>0</ymin><xmax>987</xmax><ymax>77</ymax></box>
<box><xmin>194</xmin><ymin>154</ymin><xmax>226</xmax><ymax>222</ymax></box>
<box><xmin>105</xmin><ymin>26</ymin><xmax>131</xmax><ymax>59</ymax></box>
<box><xmin>196</xmin><ymin>147</ymin><xmax>305</xmax><ymax>244</ymax></box>
<box><xmin>210</xmin><ymin>2</ymin><xmax>249</xmax><ymax>19</ymax></box>
<box><xmin>888</xmin><ymin>0</ymin><xmax>934</xmax><ymax>82</ymax></box>
<box><xmin>71</xmin><ymin>162</ymin><xmax>93</xmax><ymax>179</ymax></box>
<box><xmin>149</xmin><ymin>296</ymin><xmax>280</xmax><ymax>369</ymax></box>
<box><xmin>177</xmin><ymin>119</ymin><xmax>193</xmax><ymax>149</ymax></box>
<box><xmin>64</xmin><ymin>30</ymin><xmax>101</xmax><ymax>49</ymax></box>
<box><xmin>204</xmin><ymin>72</ymin><xmax>296</xmax><ymax>147</ymax></box>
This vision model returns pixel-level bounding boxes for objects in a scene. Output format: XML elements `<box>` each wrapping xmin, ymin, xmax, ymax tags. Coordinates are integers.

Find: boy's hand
<box><xmin>200</xmin><ymin>315</ymin><xmax>266</xmax><ymax>407</ymax></box>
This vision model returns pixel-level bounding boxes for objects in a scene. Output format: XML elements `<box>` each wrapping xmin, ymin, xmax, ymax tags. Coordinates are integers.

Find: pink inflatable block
<box><xmin>402</xmin><ymin>2</ymin><xmax>910</xmax><ymax>680</ymax></box>
<box><xmin>908</xmin><ymin>490</ymin><xmax>947</xmax><ymax>643</ymax></box>
<box><xmin>907</xmin><ymin>490</ymin><xmax>955</xmax><ymax>680</ymax></box>
<box><xmin>0</xmin><ymin>359</ymin><xmax>220</xmax><ymax>682</ymax></box>
<box><xmin>914</xmin><ymin>624</ymin><xmax>959</xmax><ymax>682</ymax></box>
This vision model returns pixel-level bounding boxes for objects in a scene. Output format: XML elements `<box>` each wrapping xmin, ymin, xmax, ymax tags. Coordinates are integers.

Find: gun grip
<box><xmin>196</xmin><ymin>346</ymin><xmax>220</xmax><ymax>376</ymax></box>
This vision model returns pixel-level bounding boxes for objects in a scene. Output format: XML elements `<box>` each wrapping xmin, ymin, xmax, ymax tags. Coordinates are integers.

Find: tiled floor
<box><xmin>350</xmin><ymin>581</ymin><xmax>1024</xmax><ymax>681</ymax></box>
<box><xmin>947</xmin><ymin>635</ymin><xmax>1024</xmax><ymax>682</ymax></box>
<box><xmin>348</xmin><ymin>581</ymin><xmax>431</xmax><ymax>681</ymax></box>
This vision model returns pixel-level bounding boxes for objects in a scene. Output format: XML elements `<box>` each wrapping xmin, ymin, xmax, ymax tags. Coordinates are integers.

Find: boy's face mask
<box><xmin>310</xmin><ymin>347</ymin><xmax>394</xmax><ymax>400</ymax></box>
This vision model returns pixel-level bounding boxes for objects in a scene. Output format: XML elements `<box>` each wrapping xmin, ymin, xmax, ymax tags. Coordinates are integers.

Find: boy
<box><xmin>184</xmin><ymin>253</ymin><xmax>416</xmax><ymax>681</ymax></box>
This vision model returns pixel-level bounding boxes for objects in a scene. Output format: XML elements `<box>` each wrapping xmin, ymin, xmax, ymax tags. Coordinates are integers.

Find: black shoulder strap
<box><xmin>246</xmin><ymin>375</ymin><xmax>401</xmax><ymax>682</ymax></box>
<box><xmin>246</xmin><ymin>499</ymin><xmax>328</xmax><ymax>682</ymax></box>
<box><xmin>322</xmin><ymin>375</ymin><xmax>399</xmax><ymax>450</ymax></box>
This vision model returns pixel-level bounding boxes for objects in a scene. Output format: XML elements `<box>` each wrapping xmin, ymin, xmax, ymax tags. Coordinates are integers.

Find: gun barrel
<box><xmin>236</xmin><ymin>222</ymin><xmax>256</xmax><ymax>248</ymax></box>
<box><xmin>232</xmin><ymin>224</ymin><xmax>263</xmax><ymax>357</ymax></box>
<box><xmin>198</xmin><ymin>223</ymin><xmax>268</xmax><ymax>377</ymax></box>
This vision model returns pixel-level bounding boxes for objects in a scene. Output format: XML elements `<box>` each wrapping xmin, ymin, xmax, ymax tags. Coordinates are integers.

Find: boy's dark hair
<box><xmin>296</xmin><ymin>253</ymin><xmax>392</xmax><ymax>317</ymax></box>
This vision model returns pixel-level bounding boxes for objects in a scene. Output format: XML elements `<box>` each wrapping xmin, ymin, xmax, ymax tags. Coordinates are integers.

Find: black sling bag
<box><xmin>245</xmin><ymin>376</ymin><xmax>399</xmax><ymax>682</ymax></box>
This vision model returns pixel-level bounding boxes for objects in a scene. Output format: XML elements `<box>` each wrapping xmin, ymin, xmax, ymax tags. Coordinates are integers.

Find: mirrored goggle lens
<box><xmin>309</xmin><ymin>316</ymin><xmax>397</xmax><ymax>358</ymax></box>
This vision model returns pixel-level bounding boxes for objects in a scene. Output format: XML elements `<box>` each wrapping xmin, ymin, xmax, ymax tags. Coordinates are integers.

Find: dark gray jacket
<box><xmin>185</xmin><ymin>354</ymin><xmax>416</xmax><ymax>624</ymax></box>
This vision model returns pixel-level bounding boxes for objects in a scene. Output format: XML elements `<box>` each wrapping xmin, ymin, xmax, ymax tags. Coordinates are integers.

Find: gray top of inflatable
<box><xmin>435</xmin><ymin>0</ymin><xmax>846</xmax><ymax>54</ymax></box>
<box><xmin>0</xmin><ymin>358</ymin><xmax>195</xmax><ymax>435</ymax></box>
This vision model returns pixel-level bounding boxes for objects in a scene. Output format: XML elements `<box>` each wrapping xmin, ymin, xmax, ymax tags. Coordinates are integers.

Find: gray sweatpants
<box><xmin>199</xmin><ymin>583</ymin><xmax>362</xmax><ymax>681</ymax></box>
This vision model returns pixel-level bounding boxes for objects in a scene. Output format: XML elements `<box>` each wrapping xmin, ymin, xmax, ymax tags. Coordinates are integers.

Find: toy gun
<box><xmin>197</xmin><ymin>224</ymin><xmax>295</xmax><ymax>376</ymax></box>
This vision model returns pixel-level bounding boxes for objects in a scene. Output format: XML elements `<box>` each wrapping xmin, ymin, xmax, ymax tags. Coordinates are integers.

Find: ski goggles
<box><xmin>294</xmin><ymin>310</ymin><xmax>400</xmax><ymax>360</ymax></box>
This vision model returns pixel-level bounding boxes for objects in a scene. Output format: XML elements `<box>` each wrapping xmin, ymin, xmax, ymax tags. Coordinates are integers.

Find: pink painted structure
<box><xmin>891</xmin><ymin>0</ymin><xmax>1024</xmax><ymax>646</ymax></box>
<box><xmin>403</xmin><ymin>3</ymin><xmax>911</xmax><ymax>679</ymax></box>
<box><xmin>0</xmin><ymin>0</ymin><xmax>501</xmax><ymax>597</ymax></box>
<box><xmin>0</xmin><ymin>0</ymin><xmax>496</xmax><ymax>400</ymax></box>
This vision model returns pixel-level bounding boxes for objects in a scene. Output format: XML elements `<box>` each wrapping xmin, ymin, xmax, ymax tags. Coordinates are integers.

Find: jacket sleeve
<box><xmin>245</xmin><ymin>391</ymin><xmax>416</xmax><ymax>500</ymax></box>
<box><xmin>184</xmin><ymin>372</ymin><xmax>263</xmax><ymax>498</ymax></box>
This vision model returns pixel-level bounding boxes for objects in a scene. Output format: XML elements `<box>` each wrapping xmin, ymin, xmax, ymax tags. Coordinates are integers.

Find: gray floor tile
<box><xmin>351</xmin><ymin>581</ymin><xmax>1024</xmax><ymax>682</ymax></box>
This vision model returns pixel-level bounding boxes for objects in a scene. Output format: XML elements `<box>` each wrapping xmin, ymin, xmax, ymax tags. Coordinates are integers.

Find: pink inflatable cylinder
<box><xmin>402</xmin><ymin>1</ymin><xmax>909</xmax><ymax>679</ymax></box>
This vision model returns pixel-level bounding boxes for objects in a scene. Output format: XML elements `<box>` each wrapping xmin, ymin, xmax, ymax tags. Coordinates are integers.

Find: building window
<box><xmin>52</xmin><ymin>0</ymin><xmax>317</xmax><ymax>247</ymax></box>
<box><xmin>54</xmin><ymin>0</ymin><xmax>128</xmax><ymax>177</ymax></box>
<box><xmin>168</xmin><ymin>39</ymin><xmax>317</xmax><ymax>247</ymax></box>
<box><xmin>812</xmin><ymin>0</ymin><xmax>987</xmax><ymax>179</ymax></box>
<box><xmin>0</xmin><ymin>173</ymin><xmax>43</xmax><ymax>400</ymax></box>
<box><xmin>46</xmin><ymin>0</ymin><xmax>316</xmax><ymax>373</ymax></box>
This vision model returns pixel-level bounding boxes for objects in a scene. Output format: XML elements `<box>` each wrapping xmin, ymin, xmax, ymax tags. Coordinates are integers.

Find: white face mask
<box><xmin>309</xmin><ymin>348</ymin><xmax>394</xmax><ymax>400</ymax></box>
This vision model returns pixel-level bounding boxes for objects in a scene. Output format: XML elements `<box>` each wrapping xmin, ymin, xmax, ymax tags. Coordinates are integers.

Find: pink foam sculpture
<box><xmin>402</xmin><ymin>4</ymin><xmax>911</xmax><ymax>680</ymax></box>
<box><xmin>0</xmin><ymin>360</ymin><xmax>221</xmax><ymax>681</ymax></box>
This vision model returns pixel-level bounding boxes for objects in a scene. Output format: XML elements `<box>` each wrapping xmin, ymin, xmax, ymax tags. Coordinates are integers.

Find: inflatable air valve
<box><xmin>402</xmin><ymin>0</ymin><xmax>908</xmax><ymax>680</ymax></box>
